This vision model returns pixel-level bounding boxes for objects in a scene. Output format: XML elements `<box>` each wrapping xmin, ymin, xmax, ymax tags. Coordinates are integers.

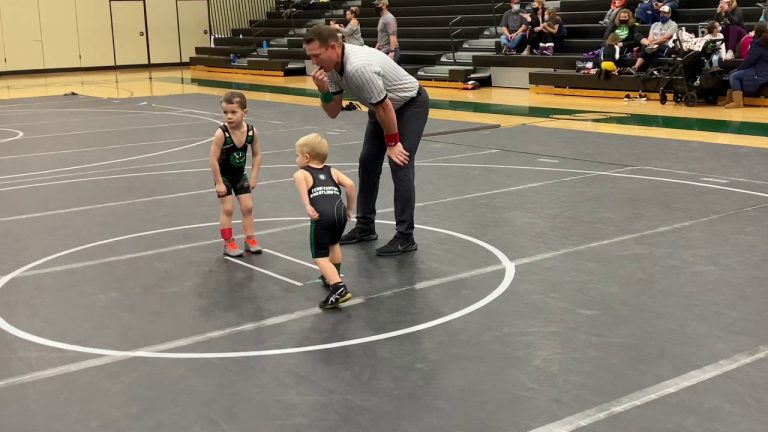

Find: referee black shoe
<box><xmin>319</xmin><ymin>283</ymin><xmax>352</xmax><ymax>309</ymax></box>
<box><xmin>375</xmin><ymin>236</ymin><xmax>417</xmax><ymax>256</ymax></box>
<box><xmin>339</xmin><ymin>227</ymin><xmax>378</xmax><ymax>245</ymax></box>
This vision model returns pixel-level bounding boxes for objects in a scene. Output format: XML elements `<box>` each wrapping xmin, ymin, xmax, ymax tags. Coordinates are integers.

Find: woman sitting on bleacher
<box><xmin>531</xmin><ymin>8</ymin><xmax>564</xmax><ymax>55</ymax></box>
<box><xmin>521</xmin><ymin>0</ymin><xmax>546</xmax><ymax>55</ymax></box>
<box><xmin>330</xmin><ymin>7</ymin><xmax>364</xmax><ymax>46</ymax></box>
<box><xmin>603</xmin><ymin>9</ymin><xmax>643</xmax><ymax>55</ymax></box>
<box><xmin>713</xmin><ymin>0</ymin><xmax>747</xmax><ymax>59</ymax></box>
<box><xmin>724</xmin><ymin>22</ymin><xmax>768</xmax><ymax>108</ymax></box>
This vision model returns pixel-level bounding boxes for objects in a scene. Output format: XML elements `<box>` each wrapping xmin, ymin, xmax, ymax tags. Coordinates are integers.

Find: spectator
<box><xmin>500</xmin><ymin>0</ymin><xmax>529</xmax><ymax>54</ymax></box>
<box><xmin>636</xmin><ymin>0</ymin><xmax>678</xmax><ymax>25</ymax></box>
<box><xmin>600</xmin><ymin>0</ymin><xmax>628</xmax><ymax>26</ymax></box>
<box><xmin>630</xmin><ymin>5</ymin><xmax>677</xmax><ymax>73</ymax></box>
<box><xmin>522</xmin><ymin>0</ymin><xmax>546</xmax><ymax>55</ymax></box>
<box><xmin>737</xmin><ymin>30</ymin><xmax>754</xmax><ymax>58</ymax></box>
<box><xmin>703</xmin><ymin>20</ymin><xmax>727</xmax><ymax>58</ymax></box>
<box><xmin>603</xmin><ymin>9</ymin><xmax>642</xmax><ymax>55</ymax></box>
<box><xmin>724</xmin><ymin>22</ymin><xmax>768</xmax><ymax>108</ymax></box>
<box><xmin>330</xmin><ymin>7</ymin><xmax>364</xmax><ymax>46</ymax></box>
<box><xmin>372</xmin><ymin>0</ymin><xmax>399</xmax><ymax>62</ymax></box>
<box><xmin>601</xmin><ymin>32</ymin><xmax>621</xmax><ymax>77</ymax></box>
<box><xmin>714</xmin><ymin>0</ymin><xmax>747</xmax><ymax>59</ymax></box>
<box><xmin>532</xmin><ymin>8</ymin><xmax>563</xmax><ymax>55</ymax></box>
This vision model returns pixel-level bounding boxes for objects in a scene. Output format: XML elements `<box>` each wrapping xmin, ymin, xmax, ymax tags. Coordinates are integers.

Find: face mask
<box><xmin>533</xmin><ymin>6</ymin><xmax>539</xmax><ymax>11</ymax></box>
<box><xmin>375</xmin><ymin>6</ymin><xmax>383</xmax><ymax>12</ymax></box>
<box><xmin>659</xmin><ymin>16</ymin><xmax>670</xmax><ymax>23</ymax></box>
<box><xmin>512</xmin><ymin>4</ymin><xmax>520</xmax><ymax>11</ymax></box>
<box><xmin>619</xmin><ymin>19</ymin><xmax>629</xmax><ymax>24</ymax></box>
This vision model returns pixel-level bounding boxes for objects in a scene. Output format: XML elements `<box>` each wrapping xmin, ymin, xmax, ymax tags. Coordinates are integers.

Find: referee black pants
<box><xmin>356</xmin><ymin>86</ymin><xmax>429</xmax><ymax>240</ymax></box>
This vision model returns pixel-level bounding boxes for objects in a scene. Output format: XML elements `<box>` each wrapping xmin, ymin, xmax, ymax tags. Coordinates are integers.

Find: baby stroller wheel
<box><xmin>704</xmin><ymin>93</ymin><xmax>718</xmax><ymax>105</ymax></box>
<box><xmin>659</xmin><ymin>90</ymin><xmax>668</xmax><ymax>105</ymax></box>
<box><xmin>673</xmin><ymin>92</ymin><xmax>683</xmax><ymax>103</ymax></box>
<box><xmin>684</xmin><ymin>92</ymin><xmax>698</xmax><ymax>107</ymax></box>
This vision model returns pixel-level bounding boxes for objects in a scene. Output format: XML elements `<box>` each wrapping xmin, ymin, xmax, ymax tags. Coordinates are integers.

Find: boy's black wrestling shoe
<box><xmin>375</xmin><ymin>236</ymin><xmax>417</xmax><ymax>256</ymax></box>
<box><xmin>319</xmin><ymin>283</ymin><xmax>352</xmax><ymax>309</ymax></box>
<box><xmin>339</xmin><ymin>227</ymin><xmax>378</xmax><ymax>245</ymax></box>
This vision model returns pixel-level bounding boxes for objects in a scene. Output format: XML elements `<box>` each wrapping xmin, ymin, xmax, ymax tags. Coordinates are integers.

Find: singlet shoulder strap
<box><xmin>246</xmin><ymin>124</ymin><xmax>255</xmax><ymax>145</ymax></box>
<box><xmin>220</xmin><ymin>125</ymin><xmax>234</xmax><ymax>146</ymax></box>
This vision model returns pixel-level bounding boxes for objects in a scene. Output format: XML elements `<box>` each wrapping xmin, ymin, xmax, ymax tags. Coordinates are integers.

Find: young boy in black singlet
<box><xmin>292</xmin><ymin>133</ymin><xmax>356</xmax><ymax>309</ymax></box>
<box><xmin>209</xmin><ymin>92</ymin><xmax>262</xmax><ymax>257</ymax></box>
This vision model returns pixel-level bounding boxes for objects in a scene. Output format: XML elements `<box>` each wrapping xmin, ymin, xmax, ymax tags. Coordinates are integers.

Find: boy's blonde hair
<box><xmin>606</xmin><ymin>32</ymin><xmax>621</xmax><ymax>45</ymax></box>
<box><xmin>295</xmin><ymin>133</ymin><xmax>329</xmax><ymax>163</ymax></box>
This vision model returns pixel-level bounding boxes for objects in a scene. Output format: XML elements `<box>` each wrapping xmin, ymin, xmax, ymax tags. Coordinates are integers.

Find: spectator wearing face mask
<box><xmin>372</xmin><ymin>0</ymin><xmax>399</xmax><ymax>62</ymax></box>
<box><xmin>500</xmin><ymin>0</ymin><xmax>529</xmax><ymax>54</ymax></box>
<box><xmin>630</xmin><ymin>5</ymin><xmax>677</xmax><ymax>73</ymax></box>
<box><xmin>521</xmin><ymin>0</ymin><xmax>546</xmax><ymax>55</ymax></box>
<box><xmin>703</xmin><ymin>20</ymin><xmax>727</xmax><ymax>58</ymax></box>
<box><xmin>635</xmin><ymin>0</ymin><xmax>678</xmax><ymax>24</ymax></box>
<box><xmin>603</xmin><ymin>8</ymin><xmax>642</xmax><ymax>55</ymax></box>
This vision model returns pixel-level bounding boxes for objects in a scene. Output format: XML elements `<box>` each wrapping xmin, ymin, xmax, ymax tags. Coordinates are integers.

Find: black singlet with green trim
<box><xmin>218</xmin><ymin>124</ymin><xmax>255</xmax><ymax>178</ymax></box>
<box><xmin>303</xmin><ymin>165</ymin><xmax>345</xmax><ymax>220</ymax></box>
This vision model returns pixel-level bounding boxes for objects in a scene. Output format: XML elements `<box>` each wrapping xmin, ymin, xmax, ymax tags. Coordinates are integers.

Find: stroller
<box><xmin>638</xmin><ymin>30</ymin><xmax>727</xmax><ymax>106</ymax></box>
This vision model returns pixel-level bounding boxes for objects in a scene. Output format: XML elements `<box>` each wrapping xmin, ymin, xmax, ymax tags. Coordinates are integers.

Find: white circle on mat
<box><xmin>0</xmin><ymin>218</ymin><xmax>515</xmax><ymax>358</ymax></box>
<box><xmin>0</xmin><ymin>128</ymin><xmax>24</xmax><ymax>143</ymax></box>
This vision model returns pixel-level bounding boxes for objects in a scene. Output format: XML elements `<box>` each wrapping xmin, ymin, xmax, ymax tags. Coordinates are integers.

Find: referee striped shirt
<box><xmin>327</xmin><ymin>44</ymin><xmax>419</xmax><ymax>110</ymax></box>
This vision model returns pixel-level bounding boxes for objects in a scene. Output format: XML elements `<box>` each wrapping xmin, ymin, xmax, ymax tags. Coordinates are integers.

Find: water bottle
<box><xmin>230</xmin><ymin>54</ymin><xmax>237</xmax><ymax>65</ymax></box>
<box><xmin>263</xmin><ymin>40</ymin><xmax>268</xmax><ymax>49</ymax></box>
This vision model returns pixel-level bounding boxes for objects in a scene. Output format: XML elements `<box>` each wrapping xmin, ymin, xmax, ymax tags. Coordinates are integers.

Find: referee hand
<box><xmin>387</xmin><ymin>143</ymin><xmax>409</xmax><ymax>166</ymax></box>
<box><xmin>312</xmin><ymin>68</ymin><xmax>330</xmax><ymax>93</ymax></box>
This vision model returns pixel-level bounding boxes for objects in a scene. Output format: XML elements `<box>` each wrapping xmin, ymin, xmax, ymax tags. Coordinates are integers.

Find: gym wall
<box><xmin>0</xmin><ymin>0</ymin><xmax>272</xmax><ymax>73</ymax></box>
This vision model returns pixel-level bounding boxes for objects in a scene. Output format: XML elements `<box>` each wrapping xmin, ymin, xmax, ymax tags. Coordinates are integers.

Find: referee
<box><xmin>303</xmin><ymin>24</ymin><xmax>430</xmax><ymax>256</ymax></box>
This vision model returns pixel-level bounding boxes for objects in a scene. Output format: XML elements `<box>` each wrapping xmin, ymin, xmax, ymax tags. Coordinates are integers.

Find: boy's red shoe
<box><xmin>244</xmin><ymin>237</ymin><xmax>262</xmax><ymax>254</ymax></box>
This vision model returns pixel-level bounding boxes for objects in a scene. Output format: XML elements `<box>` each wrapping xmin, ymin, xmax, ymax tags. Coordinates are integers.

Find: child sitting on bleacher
<box><xmin>703</xmin><ymin>21</ymin><xmax>727</xmax><ymax>58</ymax></box>
<box><xmin>601</xmin><ymin>32</ymin><xmax>621</xmax><ymax>76</ymax></box>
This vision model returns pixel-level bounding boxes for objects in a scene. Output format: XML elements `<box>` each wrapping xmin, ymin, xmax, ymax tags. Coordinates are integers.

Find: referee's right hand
<box><xmin>312</xmin><ymin>68</ymin><xmax>330</xmax><ymax>93</ymax></box>
<box><xmin>387</xmin><ymin>143</ymin><xmax>409</xmax><ymax>166</ymax></box>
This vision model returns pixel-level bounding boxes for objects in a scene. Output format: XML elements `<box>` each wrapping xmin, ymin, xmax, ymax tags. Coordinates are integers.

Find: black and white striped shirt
<box><xmin>327</xmin><ymin>44</ymin><xmax>419</xmax><ymax>110</ymax></box>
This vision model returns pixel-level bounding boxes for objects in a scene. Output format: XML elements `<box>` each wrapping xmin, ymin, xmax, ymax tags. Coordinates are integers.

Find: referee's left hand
<box><xmin>387</xmin><ymin>143</ymin><xmax>409</xmax><ymax>166</ymax></box>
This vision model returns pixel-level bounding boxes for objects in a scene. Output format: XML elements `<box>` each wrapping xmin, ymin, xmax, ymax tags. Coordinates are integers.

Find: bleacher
<box><xmin>190</xmin><ymin>0</ymin><xmax>509</xmax><ymax>83</ymax></box>
<box><xmin>482</xmin><ymin>0</ymin><xmax>766</xmax><ymax>94</ymax></box>
<box><xmin>190</xmin><ymin>0</ymin><xmax>767</xmax><ymax>98</ymax></box>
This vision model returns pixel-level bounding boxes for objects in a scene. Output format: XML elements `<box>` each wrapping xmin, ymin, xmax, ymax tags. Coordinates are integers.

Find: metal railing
<box><xmin>448</xmin><ymin>16</ymin><xmax>463</xmax><ymax>65</ymax></box>
<box><xmin>209</xmin><ymin>0</ymin><xmax>273</xmax><ymax>36</ymax></box>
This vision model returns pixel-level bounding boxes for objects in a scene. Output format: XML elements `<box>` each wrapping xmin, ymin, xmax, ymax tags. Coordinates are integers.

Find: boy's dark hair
<box><xmin>303</xmin><ymin>24</ymin><xmax>339</xmax><ymax>47</ymax></box>
<box><xmin>221</xmin><ymin>91</ymin><xmax>247</xmax><ymax>110</ymax></box>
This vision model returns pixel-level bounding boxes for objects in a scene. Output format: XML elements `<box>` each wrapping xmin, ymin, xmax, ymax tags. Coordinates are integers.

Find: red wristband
<box><xmin>384</xmin><ymin>132</ymin><xmax>400</xmax><ymax>147</ymax></box>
